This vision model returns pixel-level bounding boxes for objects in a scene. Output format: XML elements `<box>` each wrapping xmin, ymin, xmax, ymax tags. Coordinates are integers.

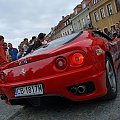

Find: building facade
<box><xmin>61</xmin><ymin>15</ymin><xmax>74</xmax><ymax>37</ymax></box>
<box><xmin>89</xmin><ymin>0</ymin><xmax>120</xmax><ymax>32</ymax></box>
<box><xmin>71</xmin><ymin>0</ymin><xmax>92</xmax><ymax>33</ymax></box>
<box><xmin>50</xmin><ymin>19</ymin><xmax>64</xmax><ymax>40</ymax></box>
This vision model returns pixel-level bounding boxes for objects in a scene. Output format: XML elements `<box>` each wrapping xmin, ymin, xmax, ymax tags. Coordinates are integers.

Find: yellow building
<box><xmin>89</xmin><ymin>0</ymin><xmax>120</xmax><ymax>32</ymax></box>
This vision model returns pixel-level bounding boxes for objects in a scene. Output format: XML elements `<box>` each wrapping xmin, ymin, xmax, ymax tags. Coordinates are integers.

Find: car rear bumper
<box><xmin>0</xmin><ymin>64</ymin><xmax>107</xmax><ymax>104</ymax></box>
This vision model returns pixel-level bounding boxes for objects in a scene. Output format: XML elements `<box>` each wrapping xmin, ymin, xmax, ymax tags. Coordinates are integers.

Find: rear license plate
<box><xmin>14</xmin><ymin>84</ymin><xmax>43</xmax><ymax>97</ymax></box>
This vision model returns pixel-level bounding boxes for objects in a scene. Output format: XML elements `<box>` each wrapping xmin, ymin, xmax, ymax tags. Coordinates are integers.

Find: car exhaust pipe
<box><xmin>70</xmin><ymin>87</ymin><xmax>78</xmax><ymax>94</ymax></box>
<box><xmin>77</xmin><ymin>86</ymin><xmax>86</xmax><ymax>94</ymax></box>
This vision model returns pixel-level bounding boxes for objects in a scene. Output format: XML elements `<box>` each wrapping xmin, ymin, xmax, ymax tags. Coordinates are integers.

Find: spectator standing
<box><xmin>3</xmin><ymin>42</ymin><xmax>10</xmax><ymax>60</ymax></box>
<box><xmin>119</xmin><ymin>21</ymin><xmax>120</xmax><ymax>27</ymax></box>
<box><xmin>29</xmin><ymin>36</ymin><xmax>37</xmax><ymax>45</ymax></box>
<box><xmin>18</xmin><ymin>41</ymin><xmax>24</xmax><ymax>50</ymax></box>
<box><xmin>17</xmin><ymin>48</ymin><xmax>24</xmax><ymax>59</ymax></box>
<box><xmin>26</xmin><ymin>33</ymin><xmax>46</xmax><ymax>54</ymax></box>
<box><xmin>33</xmin><ymin>33</ymin><xmax>46</xmax><ymax>49</ymax></box>
<box><xmin>104</xmin><ymin>28</ymin><xmax>111</xmax><ymax>37</ymax></box>
<box><xmin>40</xmin><ymin>34</ymin><xmax>48</xmax><ymax>45</ymax></box>
<box><xmin>116</xmin><ymin>23</ymin><xmax>120</xmax><ymax>38</ymax></box>
<box><xmin>8</xmin><ymin>43</ymin><xmax>18</xmax><ymax>61</ymax></box>
<box><xmin>23</xmin><ymin>38</ymin><xmax>29</xmax><ymax>54</ymax></box>
<box><xmin>0</xmin><ymin>35</ymin><xmax>7</xmax><ymax>65</ymax></box>
<box><xmin>110</xmin><ymin>26</ymin><xmax>117</xmax><ymax>38</ymax></box>
<box><xmin>7</xmin><ymin>55</ymin><xmax>12</xmax><ymax>62</ymax></box>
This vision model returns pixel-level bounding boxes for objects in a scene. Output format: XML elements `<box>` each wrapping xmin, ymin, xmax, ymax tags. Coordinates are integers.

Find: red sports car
<box><xmin>0</xmin><ymin>30</ymin><xmax>120</xmax><ymax>106</ymax></box>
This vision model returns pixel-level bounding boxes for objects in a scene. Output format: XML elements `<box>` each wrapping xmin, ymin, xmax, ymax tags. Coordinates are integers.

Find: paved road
<box><xmin>0</xmin><ymin>68</ymin><xmax>120</xmax><ymax>120</ymax></box>
<box><xmin>0</xmin><ymin>100</ymin><xmax>22</xmax><ymax>120</ymax></box>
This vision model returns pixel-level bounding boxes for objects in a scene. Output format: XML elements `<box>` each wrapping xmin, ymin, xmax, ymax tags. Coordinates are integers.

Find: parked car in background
<box><xmin>0</xmin><ymin>30</ymin><xmax>120</xmax><ymax>106</ymax></box>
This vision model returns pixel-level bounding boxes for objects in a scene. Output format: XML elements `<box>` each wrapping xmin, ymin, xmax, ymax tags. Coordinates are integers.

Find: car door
<box><xmin>92</xmin><ymin>31</ymin><xmax>119</xmax><ymax>62</ymax></box>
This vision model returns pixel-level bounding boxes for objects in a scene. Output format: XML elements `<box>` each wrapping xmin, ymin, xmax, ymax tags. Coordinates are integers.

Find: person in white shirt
<box><xmin>23</xmin><ymin>38</ymin><xmax>29</xmax><ymax>54</ymax></box>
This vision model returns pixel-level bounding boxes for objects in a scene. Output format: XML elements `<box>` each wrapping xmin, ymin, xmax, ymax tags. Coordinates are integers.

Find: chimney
<box><xmin>51</xmin><ymin>27</ymin><xmax>54</xmax><ymax>31</ymax></box>
<box><xmin>62</xmin><ymin>16</ymin><xmax>64</xmax><ymax>19</ymax></box>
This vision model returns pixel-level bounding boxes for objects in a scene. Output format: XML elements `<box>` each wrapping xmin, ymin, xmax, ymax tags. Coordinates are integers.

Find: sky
<box><xmin>0</xmin><ymin>0</ymin><xmax>82</xmax><ymax>48</ymax></box>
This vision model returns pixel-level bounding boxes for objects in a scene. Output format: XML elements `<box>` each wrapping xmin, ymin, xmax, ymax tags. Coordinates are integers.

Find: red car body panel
<box><xmin>0</xmin><ymin>30</ymin><xmax>120</xmax><ymax>105</ymax></box>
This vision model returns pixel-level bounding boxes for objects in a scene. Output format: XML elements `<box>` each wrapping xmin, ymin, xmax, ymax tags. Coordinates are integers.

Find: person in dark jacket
<box><xmin>26</xmin><ymin>33</ymin><xmax>46</xmax><ymax>54</ymax></box>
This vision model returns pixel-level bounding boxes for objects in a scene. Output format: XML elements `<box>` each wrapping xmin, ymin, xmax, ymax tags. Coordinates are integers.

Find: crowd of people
<box><xmin>103</xmin><ymin>21</ymin><xmax>120</xmax><ymax>38</ymax></box>
<box><xmin>0</xmin><ymin>33</ymin><xmax>48</xmax><ymax>66</ymax></box>
<box><xmin>0</xmin><ymin>21</ymin><xmax>120</xmax><ymax>66</ymax></box>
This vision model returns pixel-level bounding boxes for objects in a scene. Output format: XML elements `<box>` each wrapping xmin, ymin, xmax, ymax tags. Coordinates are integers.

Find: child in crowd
<box><xmin>17</xmin><ymin>48</ymin><xmax>24</xmax><ymax>59</ymax></box>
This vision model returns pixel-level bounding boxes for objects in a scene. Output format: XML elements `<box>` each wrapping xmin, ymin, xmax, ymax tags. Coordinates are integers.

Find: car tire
<box><xmin>103</xmin><ymin>56</ymin><xmax>117</xmax><ymax>100</ymax></box>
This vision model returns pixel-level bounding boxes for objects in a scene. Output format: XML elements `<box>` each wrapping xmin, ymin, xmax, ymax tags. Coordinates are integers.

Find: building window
<box><xmin>100</xmin><ymin>8</ymin><xmax>105</xmax><ymax>19</ymax></box>
<box><xmin>66</xmin><ymin>20</ymin><xmax>68</xmax><ymax>25</ymax></box>
<box><xmin>115</xmin><ymin>0</ymin><xmax>120</xmax><ymax>12</ymax></box>
<box><xmin>93</xmin><ymin>0</ymin><xmax>98</xmax><ymax>4</ymax></box>
<box><xmin>64</xmin><ymin>22</ymin><xmax>67</xmax><ymax>27</ymax></box>
<box><xmin>107</xmin><ymin>4</ymin><xmax>112</xmax><ymax>16</ymax></box>
<box><xmin>103</xmin><ymin>28</ymin><xmax>110</xmax><ymax>36</ymax></box>
<box><xmin>82</xmin><ymin>18</ymin><xmax>86</xmax><ymax>26</ymax></box>
<box><xmin>79</xmin><ymin>20</ymin><xmax>82</xmax><ymax>28</ymax></box>
<box><xmin>75</xmin><ymin>20</ymin><xmax>81</xmax><ymax>30</ymax></box>
<box><xmin>111</xmin><ymin>25</ymin><xmax>116</xmax><ymax>29</ymax></box>
<box><xmin>86</xmin><ymin>14</ymin><xmax>90</xmax><ymax>22</ymax></box>
<box><xmin>67</xmin><ymin>20</ymin><xmax>69</xmax><ymax>25</ymax></box>
<box><xmin>94</xmin><ymin>12</ymin><xmax>99</xmax><ymax>22</ymax></box>
<box><xmin>75</xmin><ymin>10</ymin><xmax>78</xmax><ymax>15</ymax></box>
<box><xmin>67</xmin><ymin>31</ymin><xmax>69</xmax><ymax>35</ymax></box>
<box><xmin>82</xmin><ymin>3</ymin><xmax>86</xmax><ymax>9</ymax></box>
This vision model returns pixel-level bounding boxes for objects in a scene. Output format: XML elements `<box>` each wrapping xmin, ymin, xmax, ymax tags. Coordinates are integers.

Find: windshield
<box><xmin>26</xmin><ymin>32</ymin><xmax>82</xmax><ymax>57</ymax></box>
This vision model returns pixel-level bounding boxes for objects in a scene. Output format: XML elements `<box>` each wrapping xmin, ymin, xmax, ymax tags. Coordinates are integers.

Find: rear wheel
<box><xmin>103</xmin><ymin>56</ymin><xmax>117</xmax><ymax>100</ymax></box>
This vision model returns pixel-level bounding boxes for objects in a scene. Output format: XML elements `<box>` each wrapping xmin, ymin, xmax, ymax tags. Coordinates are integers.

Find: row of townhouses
<box><xmin>47</xmin><ymin>0</ymin><xmax>120</xmax><ymax>40</ymax></box>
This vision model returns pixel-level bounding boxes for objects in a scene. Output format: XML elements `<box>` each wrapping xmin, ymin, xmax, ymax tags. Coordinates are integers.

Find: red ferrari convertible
<box><xmin>0</xmin><ymin>30</ymin><xmax>120</xmax><ymax>106</ymax></box>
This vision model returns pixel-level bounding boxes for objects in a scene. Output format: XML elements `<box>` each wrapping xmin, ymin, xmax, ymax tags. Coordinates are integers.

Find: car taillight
<box><xmin>0</xmin><ymin>72</ymin><xmax>5</xmax><ymax>81</ymax></box>
<box><xmin>70</xmin><ymin>53</ymin><xmax>84</xmax><ymax>65</ymax></box>
<box><xmin>55</xmin><ymin>57</ymin><xmax>67</xmax><ymax>70</ymax></box>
